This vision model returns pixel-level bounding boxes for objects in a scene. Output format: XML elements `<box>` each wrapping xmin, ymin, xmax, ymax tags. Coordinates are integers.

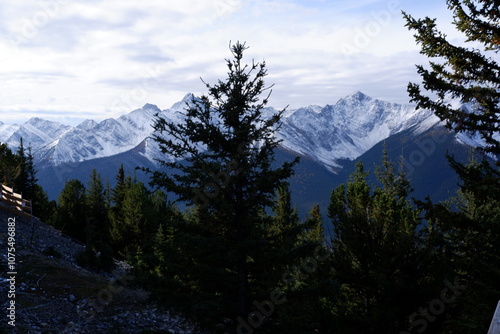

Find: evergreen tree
<box><xmin>86</xmin><ymin>169</ymin><xmax>113</xmax><ymax>270</ymax></box>
<box><xmin>54</xmin><ymin>179</ymin><xmax>87</xmax><ymax>243</ymax></box>
<box><xmin>16</xmin><ymin>140</ymin><xmax>53</xmax><ymax>221</ymax></box>
<box><xmin>109</xmin><ymin>165</ymin><xmax>131</xmax><ymax>255</ymax></box>
<box><xmin>325</xmin><ymin>160</ymin><xmax>446</xmax><ymax>333</ymax></box>
<box><xmin>25</xmin><ymin>146</ymin><xmax>38</xmax><ymax>201</ymax></box>
<box><xmin>112</xmin><ymin>164</ymin><xmax>127</xmax><ymax>208</ymax></box>
<box><xmin>448</xmin><ymin>166</ymin><xmax>500</xmax><ymax>333</ymax></box>
<box><xmin>120</xmin><ymin>182</ymin><xmax>145</xmax><ymax>259</ymax></box>
<box><xmin>405</xmin><ymin>3</ymin><xmax>500</xmax><ymax>331</ymax></box>
<box><xmin>269</xmin><ymin>195</ymin><xmax>331</xmax><ymax>334</ymax></box>
<box><xmin>147</xmin><ymin>206</ymin><xmax>193</xmax><ymax>310</ymax></box>
<box><xmin>108</xmin><ymin>165</ymin><xmax>171</xmax><ymax>268</ymax></box>
<box><xmin>303</xmin><ymin>204</ymin><xmax>324</xmax><ymax>245</ymax></box>
<box><xmin>86</xmin><ymin>169</ymin><xmax>107</xmax><ymax>241</ymax></box>
<box><xmin>114</xmin><ymin>181</ymin><xmax>158</xmax><ymax>261</ymax></box>
<box><xmin>144</xmin><ymin>42</ymin><xmax>299</xmax><ymax>327</ymax></box>
<box><xmin>14</xmin><ymin>138</ymin><xmax>29</xmax><ymax>195</ymax></box>
<box><xmin>404</xmin><ymin>0</ymin><xmax>500</xmax><ymax>154</ymax></box>
<box><xmin>269</xmin><ymin>183</ymin><xmax>304</xmax><ymax>255</ymax></box>
<box><xmin>0</xmin><ymin>143</ymin><xmax>20</xmax><ymax>187</ymax></box>
<box><xmin>32</xmin><ymin>184</ymin><xmax>55</xmax><ymax>224</ymax></box>
<box><xmin>421</xmin><ymin>156</ymin><xmax>500</xmax><ymax>333</ymax></box>
<box><xmin>271</xmin><ymin>183</ymin><xmax>300</xmax><ymax>236</ymax></box>
<box><xmin>135</xmin><ymin>189</ymin><xmax>171</xmax><ymax>269</ymax></box>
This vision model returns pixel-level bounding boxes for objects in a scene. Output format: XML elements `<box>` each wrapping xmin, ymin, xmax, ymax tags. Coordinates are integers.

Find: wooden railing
<box><xmin>0</xmin><ymin>183</ymin><xmax>32</xmax><ymax>218</ymax></box>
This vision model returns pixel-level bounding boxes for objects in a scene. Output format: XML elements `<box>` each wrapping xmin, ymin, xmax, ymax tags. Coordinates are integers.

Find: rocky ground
<box><xmin>0</xmin><ymin>208</ymin><xmax>207</xmax><ymax>334</ymax></box>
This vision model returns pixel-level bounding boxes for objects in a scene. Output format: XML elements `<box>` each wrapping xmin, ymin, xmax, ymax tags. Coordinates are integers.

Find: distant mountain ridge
<box><xmin>0</xmin><ymin>91</ymin><xmax>443</xmax><ymax>170</ymax></box>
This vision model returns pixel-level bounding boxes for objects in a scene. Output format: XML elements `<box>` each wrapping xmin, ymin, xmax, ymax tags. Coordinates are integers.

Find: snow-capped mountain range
<box><xmin>0</xmin><ymin>91</ymin><xmax>461</xmax><ymax>172</ymax></box>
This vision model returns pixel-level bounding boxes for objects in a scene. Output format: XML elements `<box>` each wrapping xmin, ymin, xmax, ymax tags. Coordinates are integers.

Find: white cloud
<box><xmin>0</xmin><ymin>0</ymin><xmax>462</xmax><ymax>125</ymax></box>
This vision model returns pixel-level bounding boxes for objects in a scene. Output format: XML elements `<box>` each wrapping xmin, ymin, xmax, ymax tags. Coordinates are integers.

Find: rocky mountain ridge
<box><xmin>0</xmin><ymin>91</ymin><xmax>444</xmax><ymax>173</ymax></box>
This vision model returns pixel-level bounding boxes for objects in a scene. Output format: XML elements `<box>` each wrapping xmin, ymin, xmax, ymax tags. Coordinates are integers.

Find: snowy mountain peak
<box><xmin>170</xmin><ymin>93</ymin><xmax>195</xmax><ymax>110</ymax></box>
<box><xmin>26</xmin><ymin>117</ymin><xmax>53</xmax><ymax>126</ymax></box>
<box><xmin>141</xmin><ymin>103</ymin><xmax>161</xmax><ymax>113</ymax></box>
<box><xmin>77</xmin><ymin>119</ymin><xmax>98</xmax><ymax>131</ymax></box>
<box><xmin>335</xmin><ymin>91</ymin><xmax>374</xmax><ymax>108</ymax></box>
<box><xmin>181</xmin><ymin>92</ymin><xmax>194</xmax><ymax>102</ymax></box>
<box><xmin>23</xmin><ymin>118</ymin><xmax>70</xmax><ymax>136</ymax></box>
<box><xmin>348</xmin><ymin>90</ymin><xmax>372</xmax><ymax>101</ymax></box>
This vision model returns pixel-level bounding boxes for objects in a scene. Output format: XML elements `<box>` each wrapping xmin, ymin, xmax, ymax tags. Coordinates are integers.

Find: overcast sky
<box><xmin>0</xmin><ymin>0</ymin><xmax>464</xmax><ymax>126</ymax></box>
